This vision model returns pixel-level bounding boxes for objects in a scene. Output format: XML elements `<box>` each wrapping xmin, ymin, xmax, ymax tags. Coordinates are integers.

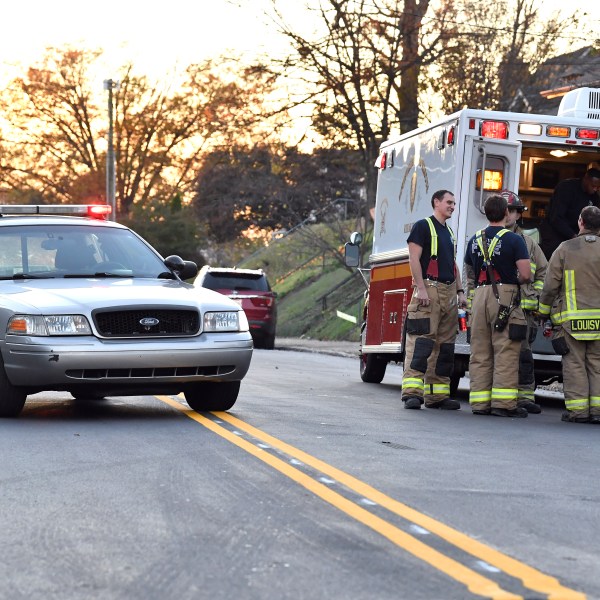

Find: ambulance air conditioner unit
<box><xmin>557</xmin><ymin>87</ymin><xmax>600</xmax><ymax>120</ymax></box>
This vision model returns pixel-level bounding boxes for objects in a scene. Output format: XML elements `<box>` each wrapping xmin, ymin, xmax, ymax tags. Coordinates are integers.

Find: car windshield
<box><xmin>0</xmin><ymin>224</ymin><xmax>169</xmax><ymax>279</ymax></box>
<box><xmin>203</xmin><ymin>273</ymin><xmax>270</xmax><ymax>292</ymax></box>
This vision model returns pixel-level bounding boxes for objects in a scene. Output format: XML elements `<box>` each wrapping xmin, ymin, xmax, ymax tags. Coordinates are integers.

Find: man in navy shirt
<box><xmin>401</xmin><ymin>190</ymin><xmax>467</xmax><ymax>410</ymax></box>
<box><xmin>464</xmin><ymin>194</ymin><xmax>532</xmax><ymax>417</ymax></box>
<box><xmin>540</xmin><ymin>167</ymin><xmax>600</xmax><ymax>258</ymax></box>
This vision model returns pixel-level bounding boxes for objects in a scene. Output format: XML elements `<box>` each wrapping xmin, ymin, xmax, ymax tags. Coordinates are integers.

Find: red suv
<box><xmin>195</xmin><ymin>266</ymin><xmax>277</xmax><ymax>349</ymax></box>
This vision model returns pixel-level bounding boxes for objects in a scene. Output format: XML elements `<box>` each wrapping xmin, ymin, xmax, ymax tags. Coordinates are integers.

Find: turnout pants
<box><xmin>469</xmin><ymin>285</ymin><xmax>526</xmax><ymax>412</ymax></box>
<box><xmin>517</xmin><ymin>312</ymin><xmax>537</xmax><ymax>406</ymax></box>
<box><xmin>562</xmin><ymin>333</ymin><xmax>600</xmax><ymax>420</ymax></box>
<box><xmin>401</xmin><ymin>281</ymin><xmax>457</xmax><ymax>406</ymax></box>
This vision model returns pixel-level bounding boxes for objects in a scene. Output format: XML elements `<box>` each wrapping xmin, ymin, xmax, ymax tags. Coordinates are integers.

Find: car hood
<box><xmin>0</xmin><ymin>278</ymin><xmax>241</xmax><ymax>314</ymax></box>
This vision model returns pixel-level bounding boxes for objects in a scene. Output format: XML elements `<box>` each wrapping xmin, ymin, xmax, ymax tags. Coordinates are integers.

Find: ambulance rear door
<box><xmin>453</xmin><ymin>136</ymin><xmax>522</xmax><ymax>370</ymax></box>
<box><xmin>457</xmin><ymin>137</ymin><xmax>522</xmax><ymax>251</ymax></box>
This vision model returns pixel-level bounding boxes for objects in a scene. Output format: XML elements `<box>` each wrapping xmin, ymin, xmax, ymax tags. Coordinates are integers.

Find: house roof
<box><xmin>510</xmin><ymin>45</ymin><xmax>600</xmax><ymax>115</ymax></box>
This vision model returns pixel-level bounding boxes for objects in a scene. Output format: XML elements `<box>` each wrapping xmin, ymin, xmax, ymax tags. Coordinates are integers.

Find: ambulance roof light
<box><xmin>518</xmin><ymin>123</ymin><xmax>542</xmax><ymax>136</ymax></box>
<box><xmin>576</xmin><ymin>128</ymin><xmax>599</xmax><ymax>140</ymax></box>
<box><xmin>480</xmin><ymin>120</ymin><xmax>509</xmax><ymax>139</ymax></box>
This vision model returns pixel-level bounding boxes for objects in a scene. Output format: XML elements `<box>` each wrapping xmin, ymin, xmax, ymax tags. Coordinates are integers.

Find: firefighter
<box><xmin>401</xmin><ymin>190</ymin><xmax>467</xmax><ymax>410</ymax></box>
<box><xmin>538</xmin><ymin>205</ymin><xmax>600</xmax><ymax>424</ymax></box>
<box><xmin>464</xmin><ymin>194</ymin><xmax>532</xmax><ymax>417</ymax></box>
<box><xmin>502</xmin><ymin>190</ymin><xmax>547</xmax><ymax>414</ymax></box>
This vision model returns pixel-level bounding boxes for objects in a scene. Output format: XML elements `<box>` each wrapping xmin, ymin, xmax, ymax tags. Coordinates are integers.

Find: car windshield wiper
<box><xmin>3</xmin><ymin>273</ymin><xmax>54</xmax><ymax>280</ymax></box>
<box><xmin>63</xmin><ymin>272</ymin><xmax>134</xmax><ymax>278</ymax></box>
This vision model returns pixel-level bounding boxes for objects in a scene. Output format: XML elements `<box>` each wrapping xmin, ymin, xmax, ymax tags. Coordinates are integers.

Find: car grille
<box><xmin>93</xmin><ymin>309</ymin><xmax>200</xmax><ymax>337</ymax></box>
<box><xmin>65</xmin><ymin>365</ymin><xmax>236</xmax><ymax>380</ymax></box>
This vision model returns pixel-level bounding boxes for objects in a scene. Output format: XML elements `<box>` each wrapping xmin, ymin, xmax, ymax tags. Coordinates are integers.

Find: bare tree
<box><xmin>429</xmin><ymin>0</ymin><xmax>582</xmax><ymax>113</ymax></box>
<box><xmin>270</xmin><ymin>0</ymin><xmax>458</xmax><ymax>212</ymax></box>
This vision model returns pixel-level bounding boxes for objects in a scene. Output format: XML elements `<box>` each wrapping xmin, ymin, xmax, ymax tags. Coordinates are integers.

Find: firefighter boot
<box><xmin>491</xmin><ymin>407</ymin><xmax>528</xmax><ymax>418</ymax></box>
<box><xmin>426</xmin><ymin>398</ymin><xmax>460</xmax><ymax>410</ymax></box>
<box><xmin>403</xmin><ymin>397</ymin><xmax>423</xmax><ymax>409</ymax></box>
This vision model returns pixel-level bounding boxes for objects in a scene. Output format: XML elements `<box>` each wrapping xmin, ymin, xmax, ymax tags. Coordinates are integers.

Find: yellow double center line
<box><xmin>158</xmin><ymin>396</ymin><xmax>584</xmax><ymax>600</ymax></box>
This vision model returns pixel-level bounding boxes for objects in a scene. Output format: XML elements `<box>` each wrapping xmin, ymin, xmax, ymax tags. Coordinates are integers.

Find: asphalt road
<box><xmin>0</xmin><ymin>345</ymin><xmax>595</xmax><ymax>600</ymax></box>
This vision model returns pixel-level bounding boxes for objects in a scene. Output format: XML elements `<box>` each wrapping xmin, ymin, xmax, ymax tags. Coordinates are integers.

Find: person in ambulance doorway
<box><xmin>503</xmin><ymin>190</ymin><xmax>547</xmax><ymax>414</ymax></box>
<box><xmin>464</xmin><ymin>194</ymin><xmax>532</xmax><ymax>418</ymax></box>
<box><xmin>537</xmin><ymin>205</ymin><xmax>600</xmax><ymax>424</ymax></box>
<box><xmin>539</xmin><ymin>167</ymin><xmax>600</xmax><ymax>259</ymax></box>
<box><xmin>401</xmin><ymin>189</ymin><xmax>467</xmax><ymax>411</ymax></box>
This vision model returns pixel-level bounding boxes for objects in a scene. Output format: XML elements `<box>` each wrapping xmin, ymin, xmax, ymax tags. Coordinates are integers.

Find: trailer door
<box><xmin>458</xmin><ymin>137</ymin><xmax>522</xmax><ymax>243</ymax></box>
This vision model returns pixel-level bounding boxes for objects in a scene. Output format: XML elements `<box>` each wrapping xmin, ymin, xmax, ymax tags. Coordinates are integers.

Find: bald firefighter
<box><xmin>503</xmin><ymin>190</ymin><xmax>547</xmax><ymax>414</ymax></box>
<box><xmin>464</xmin><ymin>194</ymin><xmax>532</xmax><ymax>417</ymax></box>
<box><xmin>538</xmin><ymin>205</ymin><xmax>600</xmax><ymax>424</ymax></box>
<box><xmin>401</xmin><ymin>190</ymin><xmax>467</xmax><ymax>410</ymax></box>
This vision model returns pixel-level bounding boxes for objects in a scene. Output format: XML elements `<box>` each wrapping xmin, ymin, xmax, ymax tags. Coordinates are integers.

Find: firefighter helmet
<box><xmin>500</xmin><ymin>189</ymin><xmax>527</xmax><ymax>212</ymax></box>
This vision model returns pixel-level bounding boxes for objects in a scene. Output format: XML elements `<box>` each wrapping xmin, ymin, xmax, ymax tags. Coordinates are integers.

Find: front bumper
<box><xmin>2</xmin><ymin>332</ymin><xmax>253</xmax><ymax>391</ymax></box>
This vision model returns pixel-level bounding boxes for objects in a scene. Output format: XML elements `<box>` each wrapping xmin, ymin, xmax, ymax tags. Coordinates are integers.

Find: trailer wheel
<box><xmin>360</xmin><ymin>353</ymin><xmax>387</xmax><ymax>383</ymax></box>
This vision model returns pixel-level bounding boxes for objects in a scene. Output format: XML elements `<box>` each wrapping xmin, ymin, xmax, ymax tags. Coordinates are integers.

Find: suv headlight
<box><xmin>7</xmin><ymin>315</ymin><xmax>92</xmax><ymax>336</ymax></box>
<box><xmin>203</xmin><ymin>310</ymin><xmax>249</xmax><ymax>332</ymax></box>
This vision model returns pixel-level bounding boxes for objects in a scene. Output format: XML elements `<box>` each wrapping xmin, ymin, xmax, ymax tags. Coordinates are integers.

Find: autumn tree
<box><xmin>194</xmin><ymin>143</ymin><xmax>363</xmax><ymax>242</ymax></box>
<box><xmin>0</xmin><ymin>47</ymin><xmax>276</xmax><ymax>219</ymax></box>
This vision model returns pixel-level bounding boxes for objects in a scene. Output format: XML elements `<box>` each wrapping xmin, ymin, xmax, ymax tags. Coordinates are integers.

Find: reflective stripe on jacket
<box><xmin>539</xmin><ymin>232</ymin><xmax>600</xmax><ymax>340</ymax></box>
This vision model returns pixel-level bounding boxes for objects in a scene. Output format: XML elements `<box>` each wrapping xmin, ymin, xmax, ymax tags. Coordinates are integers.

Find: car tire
<box><xmin>0</xmin><ymin>357</ymin><xmax>27</xmax><ymax>417</ymax></box>
<box><xmin>264</xmin><ymin>333</ymin><xmax>275</xmax><ymax>350</ymax></box>
<box><xmin>360</xmin><ymin>353</ymin><xmax>387</xmax><ymax>383</ymax></box>
<box><xmin>184</xmin><ymin>381</ymin><xmax>240</xmax><ymax>412</ymax></box>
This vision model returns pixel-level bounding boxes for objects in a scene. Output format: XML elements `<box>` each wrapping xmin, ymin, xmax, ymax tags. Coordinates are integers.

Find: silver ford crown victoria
<box><xmin>0</xmin><ymin>205</ymin><xmax>253</xmax><ymax>417</ymax></box>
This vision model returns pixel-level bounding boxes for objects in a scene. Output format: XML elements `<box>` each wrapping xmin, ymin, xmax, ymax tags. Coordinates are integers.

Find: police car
<box><xmin>0</xmin><ymin>205</ymin><xmax>253</xmax><ymax>417</ymax></box>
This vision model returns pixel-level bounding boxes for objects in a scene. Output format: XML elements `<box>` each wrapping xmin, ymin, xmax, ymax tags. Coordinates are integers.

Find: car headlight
<box><xmin>7</xmin><ymin>315</ymin><xmax>92</xmax><ymax>336</ymax></box>
<box><xmin>203</xmin><ymin>310</ymin><xmax>249</xmax><ymax>332</ymax></box>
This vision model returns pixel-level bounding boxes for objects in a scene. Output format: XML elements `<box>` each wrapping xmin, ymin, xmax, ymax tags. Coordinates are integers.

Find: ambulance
<box><xmin>346</xmin><ymin>87</ymin><xmax>600</xmax><ymax>392</ymax></box>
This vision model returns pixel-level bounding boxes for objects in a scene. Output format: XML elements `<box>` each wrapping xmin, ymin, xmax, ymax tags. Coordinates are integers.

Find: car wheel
<box><xmin>184</xmin><ymin>381</ymin><xmax>240</xmax><ymax>412</ymax></box>
<box><xmin>264</xmin><ymin>333</ymin><xmax>275</xmax><ymax>350</ymax></box>
<box><xmin>0</xmin><ymin>357</ymin><xmax>27</xmax><ymax>417</ymax></box>
<box><xmin>360</xmin><ymin>352</ymin><xmax>387</xmax><ymax>383</ymax></box>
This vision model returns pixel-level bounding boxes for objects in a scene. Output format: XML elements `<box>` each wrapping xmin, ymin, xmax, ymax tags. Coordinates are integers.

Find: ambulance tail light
<box><xmin>476</xmin><ymin>169</ymin><xmax>504</xmax><ymax>191</ymax></box>
<box><xmin>481</xmin><ymin>121</ymin><xmax>509</xmax><ymax>139</ymax></box>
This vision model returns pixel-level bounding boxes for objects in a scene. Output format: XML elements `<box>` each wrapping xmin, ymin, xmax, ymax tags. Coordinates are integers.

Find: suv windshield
<box><xmin>203</xmin><ymin>272</ymin><xmax>270</xmax><ymax>292</ymax></box>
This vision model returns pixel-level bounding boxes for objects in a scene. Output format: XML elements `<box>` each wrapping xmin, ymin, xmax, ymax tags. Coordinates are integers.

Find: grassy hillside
<box><xmin>235</xmin><ymin>222</ymin><xmax>369</xmax><ymax>342</ymax></box>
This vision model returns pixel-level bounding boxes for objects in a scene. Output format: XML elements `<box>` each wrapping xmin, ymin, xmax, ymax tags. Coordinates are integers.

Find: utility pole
<box><xmin>103</xmin><ymin>79</ymin><xmax>120</xmax><ymax>220</ymax></box>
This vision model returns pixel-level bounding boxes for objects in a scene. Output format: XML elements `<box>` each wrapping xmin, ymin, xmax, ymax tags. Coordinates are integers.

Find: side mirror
<box><xmin>350</xmin><ymin>231</ymin><xmax>363</xmax><ymax>246</ymax></box>
<box><xmin>164</xmin><ymin>255</ymin><xmax>198</xmax><ymax>281</ymax></box>
<box><xmin>344</xmin><ymin>242</ymin><xmax>360</xmax><ymax>268</ymax></box>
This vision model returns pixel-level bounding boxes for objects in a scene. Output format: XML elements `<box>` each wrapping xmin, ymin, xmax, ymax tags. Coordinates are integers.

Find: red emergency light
<box><xmin>87</xmin><ymin>204</ymin><xmax>112</xmax><ymax>219</ymax></box>
<box><xmin>447</xmin><ymin>126</ymin><xmax>455</xmax><ymax>145</ymax></box>
<box><xmin>480</xmin><ymin>121</ymin><xmax>509</xmax><ymax>139</ymax></box>
<box><xmin>576</xmin><ymin>128</ymin><xmax>600</xmax><ymax>140</ymax></box>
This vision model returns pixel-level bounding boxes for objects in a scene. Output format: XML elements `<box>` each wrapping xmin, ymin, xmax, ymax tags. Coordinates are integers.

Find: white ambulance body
<box><xmin>357</xmin><ymin>88</ymin><xmax>600</xmax><ymax>391</ymax></box>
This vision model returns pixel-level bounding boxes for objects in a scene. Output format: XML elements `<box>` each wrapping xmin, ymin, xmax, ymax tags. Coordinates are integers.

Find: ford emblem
<box><xmin>140</xmin><ymin>317</ymin><xmax>160</xmax><ymax>329</ymax></box>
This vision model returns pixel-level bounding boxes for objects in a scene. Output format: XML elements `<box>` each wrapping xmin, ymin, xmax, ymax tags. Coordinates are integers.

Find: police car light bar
<box><xmin>0</xmin><ymin>204</ymin><xmax>112</xmax><ymax>219</ymax></box>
